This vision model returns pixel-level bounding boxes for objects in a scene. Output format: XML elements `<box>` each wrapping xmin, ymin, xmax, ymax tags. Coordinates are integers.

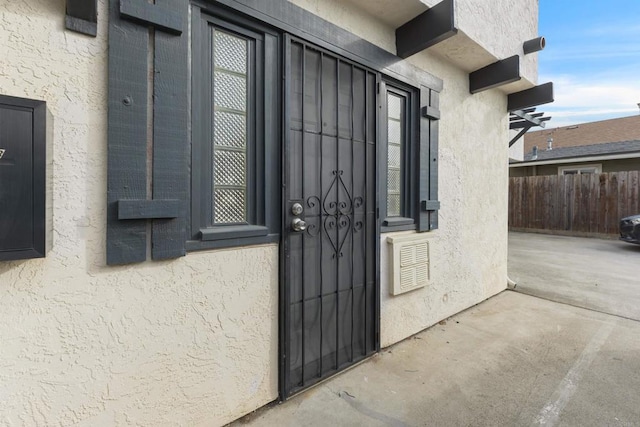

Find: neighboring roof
<box><xmin>523</xmin><ymin>115</ymin><xmax>640</xmax><ymax>154</ymax></box>
<box><xmin>510</xmin><ymin>140</ymin><xmax>640</xmax><ymax>166</ymax></box>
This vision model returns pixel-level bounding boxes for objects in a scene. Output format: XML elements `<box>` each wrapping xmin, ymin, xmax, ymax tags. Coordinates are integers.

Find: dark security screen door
<box><xmin>282</xmin><ymin>37</ymin><xmax>379</xmax><ymax>398</ymax></box>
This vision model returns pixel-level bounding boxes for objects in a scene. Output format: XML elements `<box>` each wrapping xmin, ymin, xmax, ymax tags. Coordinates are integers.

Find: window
<box><xmin>105</xmin><ymin>1</ymin><xmax>440</xmax><ymax>264</ymax></box>
<box><xmin>211</xmin><ymin>29</ymin><xmax>249</xmax><ymax>225</ymax></box>
<box><xmin>558</xmin><ymin>164</ymin><xmax>602</xmax><ymax>176</ymax></box>
<box><xmin>386</xmin><ymin>92</ymin><xmax>405</xmax><ymax>217</ymax></box>
<box><xmin>189</xmin><ymin>12</ymin><xmax>280</xmax><ymax>250</ymax></box>
<box><xmin>380</xmin><ymin>82</ymin><xmax>419</xmax><ymax>231</ymax></box>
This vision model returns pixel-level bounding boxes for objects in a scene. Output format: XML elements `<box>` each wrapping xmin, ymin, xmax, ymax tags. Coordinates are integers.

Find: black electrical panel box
<box><xmin>0</xmin><ymin>95</ymin><xmax>46</xmax><ymax>261</ymax></box>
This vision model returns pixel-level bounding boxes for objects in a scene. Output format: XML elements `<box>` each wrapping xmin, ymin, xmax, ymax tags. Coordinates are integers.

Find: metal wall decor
<box><xmin>304</xmin><ymin>170</ymin><xmax>364</xmax><ymax>259</ymax></box>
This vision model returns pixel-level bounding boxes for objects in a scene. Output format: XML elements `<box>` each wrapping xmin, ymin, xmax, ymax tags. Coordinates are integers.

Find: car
<box><xmin>620</xmin><ymin>214</ymin><xmax>640</xmax><ymax>245</ymax></box>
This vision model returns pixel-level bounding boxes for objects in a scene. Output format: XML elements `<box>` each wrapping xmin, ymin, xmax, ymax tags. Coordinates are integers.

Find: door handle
<box><xmin>291</xmin><ymin>218</ymin><xmax>307</xmax><ymax>232</ymax></box>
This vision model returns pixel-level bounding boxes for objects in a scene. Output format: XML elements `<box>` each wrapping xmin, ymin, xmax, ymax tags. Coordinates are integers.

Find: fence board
<box><xmin>629</xmin><ymin>171</ymin><xmax>640</xmax><ymax>215</ymax></box>
<box><xmin>618</xmin><ymin>172</ymin><xmax>628</xmax><ymax>231</ymax></box>
<box><xmin>608</xmin><ymin>173</ymin><xmax>619</xmax><ymax>234</ymax></box>
<box><xmin>509</xmin><ymin>172</ymin><xmax>639</xmax><ymax>236</ymax></box>
<box><xmin>589</xmin><ymin>173</ymin><xmax>599</xmax><ymax>233</ymax></box>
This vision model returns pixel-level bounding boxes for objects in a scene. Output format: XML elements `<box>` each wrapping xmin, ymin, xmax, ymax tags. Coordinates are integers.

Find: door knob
<box><xmin>291</xmin><ymin>218</ymin><xmax>307</xmax><ymax>232</ymax></box>
<box><xmin>291</xmin><ymin>203</ymin><xmax>304</xmax><ymax>215</ymax></box>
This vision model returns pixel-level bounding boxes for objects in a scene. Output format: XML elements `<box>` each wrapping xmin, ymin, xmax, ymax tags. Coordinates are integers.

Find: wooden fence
<box><xmin>509</xmin><ymin>171</ymin><xmax>640</xmax><ymax>236</ymax></box>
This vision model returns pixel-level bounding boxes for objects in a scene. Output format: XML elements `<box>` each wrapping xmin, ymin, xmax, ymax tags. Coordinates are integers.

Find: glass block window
<box><xmin>387</xmin><ymin>93</ymin><xmax>404</xmax><ymax>217</ymax></box>
<box><xmin>191</xmin><ymin>14</ymin><xmax>279</xmax><ymax>249</ymax></box>
<box><xmin>212</xmin><ymin>29</ymin><xmax>248</xmax><ymax>224</ymax></box>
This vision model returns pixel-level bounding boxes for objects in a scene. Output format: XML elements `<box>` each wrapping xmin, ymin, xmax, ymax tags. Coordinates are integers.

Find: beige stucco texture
<box><xmin>1</xmin><ymin>0</ymin><xmax>534</xmax><ymax>424</ymax></box>
<box><xmin>380</xmin><ymin>59</ymin><xmax>508</xmax><ymax>347</ymax></box>
<box><xmin>0</xmin><ymin>1</ymin><xmax>277</xmax><ymax>426</ymax></box>
<box><xmin>424</xmin><ymin>0</ymin><xmax>540</xmax><ymax>90</ymax></box>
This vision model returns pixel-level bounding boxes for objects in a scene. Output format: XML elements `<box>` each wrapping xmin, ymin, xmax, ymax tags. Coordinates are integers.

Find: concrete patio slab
<box><xmin>233</xmin><ymin>291</ymin><xmax>640</xmax><ymax>426</ymax></box>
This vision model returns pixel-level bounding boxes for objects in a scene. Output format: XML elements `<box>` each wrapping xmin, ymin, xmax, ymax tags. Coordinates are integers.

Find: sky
<box><xmin>538</xmin><ymin>0</ymin><xmax>640</xmax><ymax>128</ymax></box>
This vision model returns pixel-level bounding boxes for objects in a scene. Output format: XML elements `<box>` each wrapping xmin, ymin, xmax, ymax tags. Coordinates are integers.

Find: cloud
<box><xmin>537</xmin><ymin>73</ymin><xmax>640</xmax><ymax>127</ymax></box>
<box><xmin>543</xmin><ymin>48</ymin><xmax>640</xmax><ymax>62</ymax></box>
<box><xmin>536</xmin><ymin>0</ymin><xmax>640</xmax><ymax>128</ymax></box>
<box><xmin>550</xmin><ymin>108</ymin><xmax>638</xmax><ymax>118</ymax></box>
<box><xmin>582</xmin><ymin>23</ymin><xmax>640</xmax><ymax>37</ymax></box>
<box><xmin>541</xmin><ymin>36</ymin><xmax>640</xmax><ymax>62</ymax></box>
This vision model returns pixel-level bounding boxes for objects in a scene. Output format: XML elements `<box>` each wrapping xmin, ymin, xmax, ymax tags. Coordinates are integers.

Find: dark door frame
<box><xmin>279</xmin><ymin>34</ymin><xmax>381</xmax><ymax>400</ymax></box>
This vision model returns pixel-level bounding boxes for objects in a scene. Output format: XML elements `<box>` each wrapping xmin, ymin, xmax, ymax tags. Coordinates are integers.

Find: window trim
<box><xmin>558</xmin><ymin>163</ymin><xmax>602</xmax><ymax>176</ymax></box>
<box><xmin>379</xmin><ymin>80</ymin><xmax>420</xmax><ymax>233</ymax></box>
<box><xmin>188</xmin><ymin>5</ymin><xmax>281</xmax><ymax>251</ymax></box>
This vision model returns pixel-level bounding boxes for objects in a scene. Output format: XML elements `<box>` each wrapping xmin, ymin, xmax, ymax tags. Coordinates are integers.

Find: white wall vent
<box><xmin>387</xmin><ymin>234</ymin><xmax>430</xmax><ymax>295</ymax></box>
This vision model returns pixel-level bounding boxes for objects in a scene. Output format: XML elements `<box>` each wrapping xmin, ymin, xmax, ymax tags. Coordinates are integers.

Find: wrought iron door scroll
<box><xmin>305</xmin><ymin>170</ymin><xmax>363</xmax><ymax>259</ymax></box>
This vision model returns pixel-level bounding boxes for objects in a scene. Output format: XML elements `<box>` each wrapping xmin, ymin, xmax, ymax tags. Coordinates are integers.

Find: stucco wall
<box><xmin>417</xmin><ymin>0</ymin><xmax>539</xmax><ymax>89</ymax></box>
<box><xmin>380</xmin><ymin>55</ymin><xmax>508</xmax><ymax>347</ymax></box>
<box><xmin>0</xmin><ymin>1</ymin><xmax>278</xmax><ymax>426</ymax></box>
<box><xmin>290</xmin><ymin>0</ymin><xmax>510</xmax><ymax>348</ymax></box>
<box><xmin>454</xmin><ymin>0</ymin><xmax>539</xmax><ymax>85</ymax></box>
<box><xmin>1</xmin><ymin>0</ymin><xmax>527</xmax><ymax>424</ymax></box>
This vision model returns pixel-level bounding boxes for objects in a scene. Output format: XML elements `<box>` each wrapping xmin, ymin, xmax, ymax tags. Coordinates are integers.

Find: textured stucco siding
<box><xmin>421</xmin><ymin>0</ymin><xmax>539</xmax><ymax>88</ymax></box>
<box><xmin>1</xmin><ymin>0</ymin><xmax>531</xmax><ymax>424</ymax></box>
<box><xmin>291</xmin><ymin>0</ymin><xmax>510</xmax><ymax>347</ymax></box>
<box><xmin>454</xmin><ymin>0</ymin><xmax>539</xmax><ymax>85</ymax></box>
<box><xmin>380</xmin><ymin>57</ymin><xmax>508</xmax><ymax>347</ymax></box>
<box><xmin>0</xmin><ymin>1</ymin><xmax>278</xmax><ymax>426</ymax></box>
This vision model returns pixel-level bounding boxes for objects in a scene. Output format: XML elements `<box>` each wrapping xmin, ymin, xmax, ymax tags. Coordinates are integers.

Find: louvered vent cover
<box><xmin>387</xmin><ymin>234</ymin><xmax>430</xmax><ymax>295</ymax></box>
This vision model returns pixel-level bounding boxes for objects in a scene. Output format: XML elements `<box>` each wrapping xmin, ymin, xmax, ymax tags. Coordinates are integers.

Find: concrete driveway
<box><xmin>508</xmin><ymin>232</ymin><xmax>640</xmax><ymax>321</ymax></box>
<box><xmin>234</xmin><ymin>292</ymin><xmax>640</xmax><ymax>427</ymax></box>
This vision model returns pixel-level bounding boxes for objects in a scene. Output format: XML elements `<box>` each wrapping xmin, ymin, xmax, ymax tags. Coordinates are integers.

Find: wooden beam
<box><xmin>508</xmin><ymin>82</ymin><xmax>554</xmax><ymax>111</ymax></box>
<box><xmin>510</xmin><ymin>119</ymin><xmax>548</xmax><ymax>130</ymax></box>
<box><xmin>395</xmin><ymin>0</ymin><xmax>457</xmax><ymax>59</ymax></box>
<box><xmin>510</xmin><ymin>109</ymin><xmax>546</xmax><ymax>127</ymax></box>
<box><xmin>66</xmin><ymin>0</ymin><xmax>97</xmax><ymax>36</ymax></box>
<box><xmin>117</xmin><ymin>200</ymin><xmax>182</xmax><ymax>220</ymax></box>
<box><xmin>509</xmin><ymin>120</ymin><xmax>530</xmax><ymax>130</ymax></box>
<box><xmin>509</xmin><ymin>126</ymin><xmax>531</xmax><ymax>147</ymax></box>
<box><xmin>469</xmin><ymin>55</ymin><xmax>520</xmax><ymax>94</ymax></box>
<box><xmin>421</xmin><ymin>105</ymin><xmax>441</xmax><ymax>120</ymax></box>
<box><xmin>120</xmin><ymin>0</ymin><xmax>184</xmax><ymax>35</ymax></box>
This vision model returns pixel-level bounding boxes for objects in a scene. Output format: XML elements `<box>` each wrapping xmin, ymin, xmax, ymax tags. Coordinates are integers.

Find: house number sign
<box><xmin>0</xmin><ymin>149</ymin><xmax>5</xmax><ymax>159</ymax></box>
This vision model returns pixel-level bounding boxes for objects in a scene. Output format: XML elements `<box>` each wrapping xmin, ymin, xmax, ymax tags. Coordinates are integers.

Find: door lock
<box><xmin>291</xmin><ymin>203</ymin><xmax>304</xmax><ymax>216</ymax></box>
<box><xmin>291</xmin><ymin>218</ymin><xmax>307</xmax><ymax>232</ymax></box>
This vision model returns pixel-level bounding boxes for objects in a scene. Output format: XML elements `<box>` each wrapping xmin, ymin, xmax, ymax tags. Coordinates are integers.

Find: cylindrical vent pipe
<box><xmin>523</xmin><ymin>36</ymin><xmax>545</xmax><ymax>54</ymax></box>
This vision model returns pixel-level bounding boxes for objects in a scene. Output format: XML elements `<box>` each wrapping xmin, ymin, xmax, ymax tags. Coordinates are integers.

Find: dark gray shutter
<box><xmin>107</xmin><ymin>0</ymin><xmax>188</xmax><ymax>265</ymax></box>
<box><xmin>418</xmin><ymin>87</ymin><xmax>440</xmax><ymax>232</ymax></box>
<box><xmin>65</xmin><ymin>0</ymin><xmax>98</xmax><ymax>36</ymax></box>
